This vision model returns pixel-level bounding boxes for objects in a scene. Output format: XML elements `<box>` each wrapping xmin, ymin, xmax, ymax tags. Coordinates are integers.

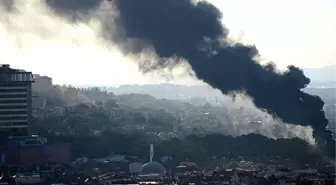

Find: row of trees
<box><xmin>43</xmin><ymin>130</ymin><xmax>323</xmax><ymax>165</ymax></box>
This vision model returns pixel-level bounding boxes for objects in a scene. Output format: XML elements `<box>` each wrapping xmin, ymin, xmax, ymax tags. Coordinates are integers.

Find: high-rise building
<box><xmin>0</xmin><ymin>64</ymin><xmax>34</xmax><ymax>137</ymax></box>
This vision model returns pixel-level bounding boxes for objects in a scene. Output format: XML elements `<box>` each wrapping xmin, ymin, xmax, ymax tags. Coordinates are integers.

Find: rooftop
<box><xmin>140</xmin><ymin>161</ymin><xmax>166</xmax><ymax>176</ymax></box>
<box><xmin>0</xmin><ymin>64</ymin><xmax>34</xmax><ymax>82</ymax></box>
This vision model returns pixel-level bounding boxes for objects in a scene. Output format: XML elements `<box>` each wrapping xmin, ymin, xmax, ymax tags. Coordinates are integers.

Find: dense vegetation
<box><xmin>30</xmin><ymin>100</ymin><xmax>324</xmax><ymax>164</ymax></box>
<box><xmin>37</xmin><ymin>123</ymin><xmax>322</xmax><ymax>165</ymax></box>
<box><xmin>29</xmin><ymin>75</ymin><xmax>335</xmax><ymax>164</ymax></box>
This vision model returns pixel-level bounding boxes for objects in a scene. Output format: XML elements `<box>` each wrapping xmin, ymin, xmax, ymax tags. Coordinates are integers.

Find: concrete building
<box><xmin>0</xmin><ymin>64</ymin><xmax>34</xmax><ymax>137</ymax></box>
<box><xmin>3</xmin><ymin>136</ymin><xmax>71</xmax><ymax>166</ymax></box>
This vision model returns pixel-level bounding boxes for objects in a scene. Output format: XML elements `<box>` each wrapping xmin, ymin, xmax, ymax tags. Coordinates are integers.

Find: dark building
<box><xmin>0</xmin><ymin>64</ymin><xmax>34</xmax><ymax>138</ymax></box>
<box><xmin>3</xmin><ymin>136</ymin><xmax>71</xmax><ymax>165</ymax></box>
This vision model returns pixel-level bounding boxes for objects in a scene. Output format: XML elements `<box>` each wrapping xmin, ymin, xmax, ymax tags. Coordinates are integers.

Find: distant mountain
<box><xmin>107</xmin><ymin>83</ymin><xmax>224</xmax><ymax>101</ymax></box>
<box><xmin>304</xmin><ymin>88</ymin><xmax>335</xmax><ymax>105</ymax></box>
<box><xmin>107</xmin><ymin>84</ymin><xmax>335</xmax><ymax>107</ymax></box>
<box><xmin>303</xmin><ymin>65</ymin><xmax>336</xmax><ymax>88</ymax></box>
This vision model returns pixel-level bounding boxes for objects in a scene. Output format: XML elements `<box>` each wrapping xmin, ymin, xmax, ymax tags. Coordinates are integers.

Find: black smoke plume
<box><xmin>45</xmin><ymin>0</ymin><xmax>102</xmax><ymax>20</ymax></box>
<box><xmin>46</xmin><ymin>0</ymin><xmax>334</xmax><ymax>155</ymax></box>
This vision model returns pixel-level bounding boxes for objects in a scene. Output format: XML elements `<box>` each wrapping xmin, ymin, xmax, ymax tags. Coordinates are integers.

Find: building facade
<box><xmin>3</xmin><ymin>136</ymin><xmax>71</xmax><ymax>165</ymax></box>
<box><xmin>0</xmin><ymin>64</ymin><xmax>34</xmax><ymax>137</ymax></box>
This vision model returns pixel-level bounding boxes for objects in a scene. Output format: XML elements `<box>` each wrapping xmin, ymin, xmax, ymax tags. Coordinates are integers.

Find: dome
<box><xmin>140</xmin><ymin>161</ymin><xmax>166</xmax><ymax>175</ymax></box>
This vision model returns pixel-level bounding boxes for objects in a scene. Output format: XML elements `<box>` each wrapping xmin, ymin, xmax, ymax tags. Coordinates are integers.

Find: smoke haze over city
<box><xmin>0</xmin><ymin>0</ymin><xmax>335</xmax><ymax>152</ymax></box>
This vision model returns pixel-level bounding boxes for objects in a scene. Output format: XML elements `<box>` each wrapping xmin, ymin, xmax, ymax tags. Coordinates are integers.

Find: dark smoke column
<box><xmin>43</xmin><ymin>0</ymin><xmax>334</xmax><ymax>156</ymax></box>
<box><xmin>112</xmin><ymin>0</ymin><xmax>334</xmax><ymax>154</ymax></box>
<box><xmin>45</xmin><ymin>0</ymin><xmax>102</xmax><ymax>20</ymax></box>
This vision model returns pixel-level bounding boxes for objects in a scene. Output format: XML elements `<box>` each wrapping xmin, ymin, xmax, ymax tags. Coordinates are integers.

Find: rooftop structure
<box><xmin>140</xmin><ymin>161</ymin><xmax>166</xmax><ymax>176</ymax></box>
<box><xmin>139</xmin><ymin>144</ymin><xmax>166</xmax><ymax>176</ymax></box>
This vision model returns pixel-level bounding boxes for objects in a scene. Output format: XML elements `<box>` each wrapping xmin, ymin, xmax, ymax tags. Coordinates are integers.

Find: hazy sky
<box><xmin>211</xmin><ymin>0</ymin><xmax>336</xmax><ymax>68</ymax></box>
<box><xmin>0</xmin><ymin>0</ymin><xmax>335</xmax><ymax>85</ymax></box>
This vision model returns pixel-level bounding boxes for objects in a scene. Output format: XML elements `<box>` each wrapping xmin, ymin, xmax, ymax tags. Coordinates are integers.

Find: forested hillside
<box><xmin>30</xmin><ymin>75</ymin><xmax>335</xmax><ymax>162</ymax></box>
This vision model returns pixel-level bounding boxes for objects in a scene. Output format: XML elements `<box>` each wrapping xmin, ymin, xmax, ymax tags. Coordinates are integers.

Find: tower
<box><xmin>149</xmin><ymin>143</ymin><xmax>154</xmax><ymax>162</ymax></box>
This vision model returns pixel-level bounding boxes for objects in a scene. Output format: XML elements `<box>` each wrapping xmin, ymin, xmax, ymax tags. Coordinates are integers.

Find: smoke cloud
<box><xmin>75</xmin><ymin>0</ymin><xmax>332</xmax><ymax>153</ymax></box>
<box><xmin>44</xmin><ymin>0</ymin><xmax>102</xmax><ymax>21</ymax></box>
<box><xmin>0</xmin><ymin>0</ymin><xmax>195</xmax><ymax>86</ymax></box>
<box><xmin>0</xmin><ymin>0</ymin><xmax>333</xmax><ymax>154</ymax></box>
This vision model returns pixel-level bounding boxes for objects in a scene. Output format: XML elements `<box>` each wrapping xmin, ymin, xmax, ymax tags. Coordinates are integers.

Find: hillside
<box><xmin>33</xmin><ymin>77</ymin><xmax>319</xmax><ymax>140</ymax></box>
<box><xmin>28</xmin><ymin>75</ymin><xmax>336</xmax><ymax>160</ymax></box>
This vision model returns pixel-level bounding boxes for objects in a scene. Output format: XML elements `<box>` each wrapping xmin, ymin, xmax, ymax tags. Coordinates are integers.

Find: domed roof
<box><xmin>140</xmin><ymin>161</ymin><xmax>166</xmax><ymax>175</ymax></box>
